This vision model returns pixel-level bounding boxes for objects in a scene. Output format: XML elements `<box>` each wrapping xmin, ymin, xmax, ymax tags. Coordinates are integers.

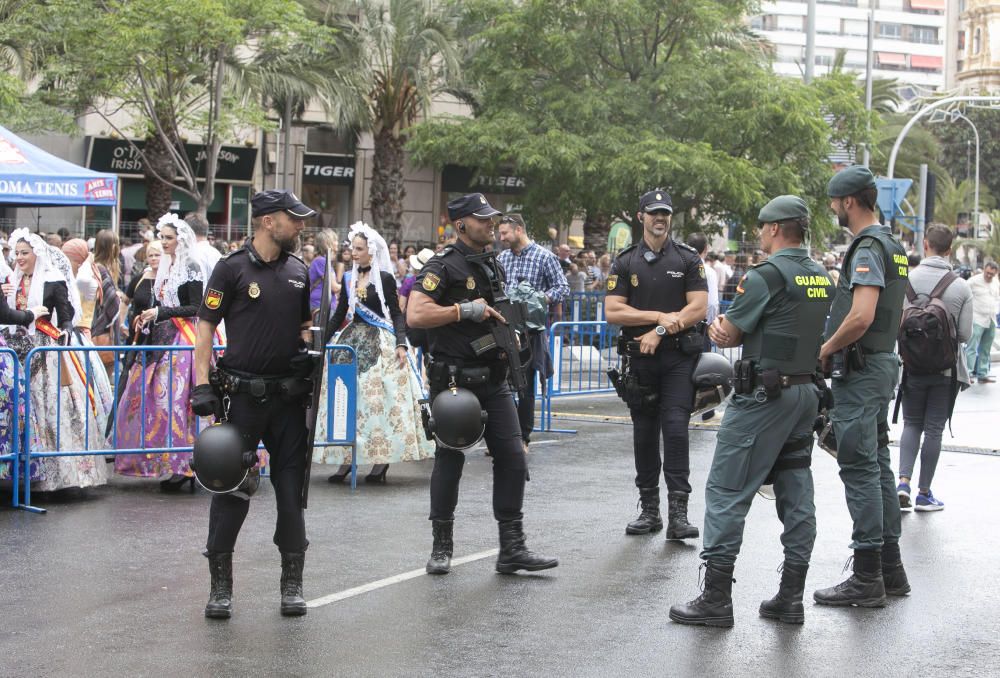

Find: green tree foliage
<box><xmin>929</xmin><ymin>106</ymin><xmax>1000</xmax><ymax>207</ymax></box>
<box><xmin>407</xmin><ymin>0</ymin><xmax>872</xmax><ymax>249</ymax></box>
<box><xmin>932</xmin><ymin>174</ymin><xmax>994</xmax><ymax>230</ymax></box>
<box><xmin>0</xmin><ymin>0</ymin><xmax>73</xmax><ymax>133</ymax></box>
<box><xmin>312</xmin><ymin>0</ymin><xmax>462</xmax><ymax>242</ymax></box>
<box><xmin>35</xmin><ymin>0</ymin><xmax>338</xmax><ymax>220</ymax></box>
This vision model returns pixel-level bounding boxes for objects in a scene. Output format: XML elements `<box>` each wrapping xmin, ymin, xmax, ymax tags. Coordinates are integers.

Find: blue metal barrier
<box><xmin>0</xmin><ymin>348</ymin><xmax>21</xmax><ymax>508</ymax></box>
<box><xmin>537</xmin><ymin>321</ymin><xmax>741</xmax><ymax>433</ymax></box>
<box><xmin>561</xmin><ymin>291</ymin><xmax>606</xmax><ymax>323</ymax></box>
<box><xmin>538</xmin><ymin>321</ymin><xmax>621</xmax><ymax>433</ymax></box>
<box><xmin>15</xmin><ymin>343</ymin><xmax>358</xmax><ymax>512</ymax></box>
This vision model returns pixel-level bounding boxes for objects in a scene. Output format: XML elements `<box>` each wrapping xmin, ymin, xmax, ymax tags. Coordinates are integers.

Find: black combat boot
<box><xmin>280</xmin><ymin>551</ymin><xmax>307</xmax><ymax>617</ymax></box>
<box><xmin>205</xmin><ymin>551</ymin><xmax>233</xmax><ymax>620</ymax></box>
<box><xmin>495</xmin><ymin>520</ymin><xmax>559</xmax><ymax>574</ymax></box>
<box><xmin>666</xmin><ymin>491</ymin><xmax>700</xmax><ymax>540</ymax></box>
<box><xmin>669</xmin><ymin>562</ymin><xmax>735</xmax><ymax>627</ymax></box>
<box><xmin>813</xmin><ymin>549</ymin><xmax>887</xmax><ymax>607</ymax></box>
<box><xmin>426</xmin><ymin>519</ymin><xmax>454</xmax><ymax>575</ymax></box>
<box><xmin>626</xmin><ymin>487</ymin><xmax>663</xmax><ymax>535</ymax></box>
<box><xmin>881</xmin><ymin>542</ymin><xmax>911</xmax><ymax>596</ymax></box>
<box><xmin>759</xmin><ymin>561</ymin><xmax>808</xmax><ymax>624</ymax></box>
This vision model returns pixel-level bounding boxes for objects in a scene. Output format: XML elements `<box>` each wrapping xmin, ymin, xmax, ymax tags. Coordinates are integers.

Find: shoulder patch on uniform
<box><xmin>421</xmin><ymin>273</ymin><xmax>441</xmax><ymax>291</ymax></box>
<box><xmin>736</xmin><ymin>274</ymin><xmax>747</xmax><ymax>294</ymax></box>
<box><xmin>698</xmin><ymin>264</ymin><xmax>706</xmax><ymax>278</ymax></box>
<box><xmin>607</xmin><ymin>274</ymin><xmax>618</xmax><ymax>291</ymax></box>
<box><xmin>205</xmin><ymin>288</ymin><xmax>223</xmax><ymax>309</ymax></box>
<box><xmin>614</xmin><ymin>244</ymin><xmax>637</xmax><ymax>258</ymax></box>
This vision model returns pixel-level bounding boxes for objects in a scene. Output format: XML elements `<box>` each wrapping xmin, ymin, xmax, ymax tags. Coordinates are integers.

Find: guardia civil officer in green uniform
<box><xmin>813</xmin><ymin>165</ymin><xmax>911</xmax><ymax>607</ymax></box>
<box><xmin>669</xmin><ymin>196</ymin><xmax>832</xmax><ymax>628</ymax></box>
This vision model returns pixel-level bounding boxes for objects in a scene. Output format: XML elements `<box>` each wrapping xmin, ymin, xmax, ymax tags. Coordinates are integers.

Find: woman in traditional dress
<box><xmin>0</xmin><ymin>229</ymin><xmax>108</xmax><ymax>492</ymax></box>
<box><xmin>59</xmin><ymin>239</ymin><xmax>115</xmax><ymax>448</ymax></box>
<box><xmin>0</xmin><ymin>251</ymin><xmax>50</xmax><ymax>484</ymax></box>
<box><xmin>316</xmin><ymin>222</ymin><xmax>433</xmax><ymax>483</ymax></box>
<box><xmin>113</xmin><ymin>214</ymin><xmax>205</xmax><ymax>492</ymax></box>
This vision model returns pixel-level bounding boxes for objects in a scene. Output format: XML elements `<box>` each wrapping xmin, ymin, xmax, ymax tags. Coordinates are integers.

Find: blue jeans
<box><xmin>965</xmin><ymin>321</ymin><xmax>996</xmax><ymax>378</ymax></box>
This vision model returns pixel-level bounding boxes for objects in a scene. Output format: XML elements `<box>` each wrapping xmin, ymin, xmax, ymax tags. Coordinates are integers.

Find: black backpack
<box><xmin>897</xmin><ymin>272</ymin><xmax>958</xmax><ymax>375</ymax></box>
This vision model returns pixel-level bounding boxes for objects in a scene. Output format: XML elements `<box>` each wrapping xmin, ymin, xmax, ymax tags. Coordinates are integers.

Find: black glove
<box><xmin>289</xmin><ymin>350</ymin><xmax>321</xmax><ymax>379</ymax></box>
<box><xmin>191</xmin><ymin>384</ymin><xmax>223</xmax><ymax>419</ymax></box>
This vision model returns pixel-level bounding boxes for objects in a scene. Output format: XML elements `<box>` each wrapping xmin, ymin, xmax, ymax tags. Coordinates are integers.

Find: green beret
<box><xmin>827</xmin><ymin>165</ymin><xmax>877</xmax><ymax>197</ymax></box>
<box><xmin>758</xmin><ymin>195</ymin><xmax>809</xmax><ymax>224</ymax></box>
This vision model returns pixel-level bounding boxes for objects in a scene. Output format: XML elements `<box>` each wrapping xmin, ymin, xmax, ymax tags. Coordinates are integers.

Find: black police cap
<box><xmin>447</xmin><ymin>193</ymin><xmax>502</xmax><ymax>221</ymax></box>
<box><xmin>638</xmin><ymin>189</ymin><xmax>673</xmax><ymax>214</ymax></box>
<box><xmin>251</xmin><ymin>190</ymin><xmax>316</xmax><ymax>218</ymax></box>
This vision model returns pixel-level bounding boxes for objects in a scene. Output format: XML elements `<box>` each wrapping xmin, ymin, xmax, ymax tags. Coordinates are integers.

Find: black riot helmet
<box><xmin>192</xmin><ymin>423</ymin><xmax>255</xmax><ymax>494</ymax></box>
<box><xmin>428</xmin><ymin>387</ymin><xmax>488</xmax><ymax>450</ymax></box>
<box><xmin>691</xmin><ymin>352</ymin><xmax>734</xmax><ymax>417</ymax></box>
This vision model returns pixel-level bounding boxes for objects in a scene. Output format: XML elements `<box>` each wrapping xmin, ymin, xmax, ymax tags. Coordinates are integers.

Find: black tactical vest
<box><xmin>741</xmin><ymin>250</ymin><xmax>833</xmax><ymax>374</ymax></box>
<box><xmin>827</xmin><ymin>227</ymin><xmax>908</xmax><ymax>353</ymax></box>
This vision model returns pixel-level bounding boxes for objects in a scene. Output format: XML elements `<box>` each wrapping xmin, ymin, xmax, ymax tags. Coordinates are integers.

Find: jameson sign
<box><xmin>441</xmin><ymin>164</ymin><xmax>526</xmax><ymax>194</ymax></box>
<box><xmin>87</xmin><ymin>138</ymin><xmax>257</xmax><ymax>182</ymax></box>
<box><xmin>302</xmin><ymin>154</ymin><xmax>356</xmax><ymax>185</ymax></box>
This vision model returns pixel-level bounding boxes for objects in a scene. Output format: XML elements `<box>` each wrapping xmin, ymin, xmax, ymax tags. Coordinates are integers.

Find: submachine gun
<box><xmin>465</xmin><ymin>251</ymin><xmax>532</xmax><ymax>393</ymax></box>
<box><xmin>302</xmin><ymin>255</ymin><xmax>334</xmax><ymax>507</ymax></box>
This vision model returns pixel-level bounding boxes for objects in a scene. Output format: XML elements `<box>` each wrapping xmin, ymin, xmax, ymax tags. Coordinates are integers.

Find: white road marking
<box><xmin>306</xmin><ymin>548</ymin><xmax>500</xmax><ymax>609</ymax></box>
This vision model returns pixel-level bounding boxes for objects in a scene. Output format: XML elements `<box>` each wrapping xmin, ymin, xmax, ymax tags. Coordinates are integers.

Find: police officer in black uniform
<box><xmin>190</xmin><ymin>190</ymin><xmax>316</xmax><ymax>619</ymax></box>
<box><xmin>605</xmin><ymin>189</ymin><xmax>709</xmax><ymax>540</ymax></box>
<box><xmin>407</xmin><ymin>192</ymin><xmax>558</xmax><ymax>576</ymax></box>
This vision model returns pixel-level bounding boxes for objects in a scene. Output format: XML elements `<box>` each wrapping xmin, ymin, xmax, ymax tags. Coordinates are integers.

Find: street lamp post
<box><xmin>929</xmin><ymin>110</ymin><xmax>980</xmax><ymax>237</ymax></box>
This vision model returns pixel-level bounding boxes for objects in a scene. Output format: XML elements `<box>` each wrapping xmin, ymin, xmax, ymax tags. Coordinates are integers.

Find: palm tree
<box><xmin>316</xmin><ymin>0</ymin><xmax>461</xmax><ymax>241</ymax></box>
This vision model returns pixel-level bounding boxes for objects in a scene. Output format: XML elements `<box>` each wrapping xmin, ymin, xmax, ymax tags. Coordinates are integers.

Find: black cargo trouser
<box><xmin>205</xmin><ymin>391</ymin><xmax>309</xmax><ymax>554</ymax></box>
<box><xmin>628</xmin><ymin>348</ymin><xmax>697</xmax><ymax>493</ymax></box>
<box><xmin>429</xmin><ymin>379</ymin><xmax>527</xmax><ymax>523</ymax></box>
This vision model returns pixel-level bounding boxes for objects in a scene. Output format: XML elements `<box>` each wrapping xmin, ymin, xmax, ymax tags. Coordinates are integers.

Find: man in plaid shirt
<box><xmin>497</xmin><ymin>214</ymin><xmax>570</xmax><ymax>450</ymax></box>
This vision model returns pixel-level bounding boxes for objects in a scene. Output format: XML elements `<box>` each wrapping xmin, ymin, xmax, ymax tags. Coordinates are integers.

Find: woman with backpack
<box><xmin>895</xmin><ymin>224</ymin><xmax>974</xmax><ymax>512</ymax></box>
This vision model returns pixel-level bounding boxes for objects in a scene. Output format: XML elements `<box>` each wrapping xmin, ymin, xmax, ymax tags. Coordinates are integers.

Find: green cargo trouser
<box><xmin>701</xmin><ymin>383</ymin><xmax>820</xmax><ymax>567</ymax></box>
<box><xmin>830</xmin><ymin>352</ymin><xmax>901</xmax><ymax>551</ymax></box>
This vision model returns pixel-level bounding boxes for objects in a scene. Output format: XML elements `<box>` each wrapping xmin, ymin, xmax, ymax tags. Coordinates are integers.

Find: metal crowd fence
<box><xmin>0</xmin><ymin>348</ymin><xmax>22</xmax><ymax>509</ymax></box>
<box><xmin>9</xmin><ymin>343</ymin><xmax>357</xmax><ymax>513</ymax></box>
<box><xmin>560</xmin><ymin>291</ymin><xmax>606</xmax><ymax>323</ymax></box>
<box><xmin>537</xmin><ymin>321</ymin><xmax>741</xmax><ymax>433</ymax></box>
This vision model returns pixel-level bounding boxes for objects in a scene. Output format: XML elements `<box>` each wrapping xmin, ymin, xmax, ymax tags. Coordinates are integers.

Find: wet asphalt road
<box><xmin>2</xmin><ymin>395</ymin><xmax>998</xmax><ymax>678</ymax></box>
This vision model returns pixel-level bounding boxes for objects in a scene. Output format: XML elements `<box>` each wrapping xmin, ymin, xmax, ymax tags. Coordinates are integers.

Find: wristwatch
<box><xmin>654</xmin><ymin>325</ymin><xmax>667</xmax><ymax>336</ymax></box>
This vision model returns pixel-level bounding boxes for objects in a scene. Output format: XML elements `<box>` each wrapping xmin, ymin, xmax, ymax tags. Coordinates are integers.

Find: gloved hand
<box><xmin>191</xmin><ymin>384</ymin><xmax>223</xmax><ymax>419</ymax></box>
<box><xmin>458</xmin><ymin>300</ymin><xmax>489</xmax><ymax>322</ymax></box>
<box><xmin>290</xmin><ymin>350</ymin><xmax>321</xmax><ymax>378</ymax></box>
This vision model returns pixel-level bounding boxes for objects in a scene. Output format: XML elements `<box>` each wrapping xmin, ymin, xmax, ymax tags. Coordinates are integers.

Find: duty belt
<box><xmin>213</xmin><ymin>367</ymin><xmax>290</xmax><ymax>398</ymax></box>
<box><xmin>618</xmin><ymin>336</ymin><xmax>683</xmax><ymax>354</ymax></box>
<box><xmin>772</xmin><ymin>373</ymin><xmax>815</xmax><ymax>388</ymax></box>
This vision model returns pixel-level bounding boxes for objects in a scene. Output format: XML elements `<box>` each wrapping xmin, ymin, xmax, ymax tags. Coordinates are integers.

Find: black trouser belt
<box><xmin>215</xmin><ymin>368</ymin><xmax>289</xmax><ymax>397</ymax></box>
<box><xmin>777</xmin><ymin>374</ymin><xmax>815</xmax><ymax>388</ymax></box>
<box><xmin>619</xmin><ymin>337</ymin><xmax>682</xmax><ymax>353</ymax></box>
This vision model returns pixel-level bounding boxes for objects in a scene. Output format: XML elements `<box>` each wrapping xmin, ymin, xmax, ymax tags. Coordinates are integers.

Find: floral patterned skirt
<box><xmin>0</xmin><ymin>330</ymin><xmax>108</xmax><ymax>490</ymax></box>
<box><xmin>113</xmin><ymin>322</ymin><xmax>200</xmax><ymax>478</ymax></box>
<box><xmin>0</xmin><ymin>345</ymin><xmax>20</xmax><ymax>480</ymax></box>
<box><xmin>312</xmin><ymin>320</ymin><xmax>434</xmax><ymax>465</ymax></box>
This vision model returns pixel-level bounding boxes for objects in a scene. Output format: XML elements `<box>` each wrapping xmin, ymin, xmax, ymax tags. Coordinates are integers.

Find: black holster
<box><xmin>613</xmin><ymin>357</ymin><xmax>659</xmax><ymax>415</ymax></box>
<box><xmin>733</xmin><ymin>359</ymin><xmax>757</xmax><ymax>395</ymax></box>
<box><xmin>758</xmin><ymin>368</ymin><xmax>782</xmax><ymax>401</ymax></box>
